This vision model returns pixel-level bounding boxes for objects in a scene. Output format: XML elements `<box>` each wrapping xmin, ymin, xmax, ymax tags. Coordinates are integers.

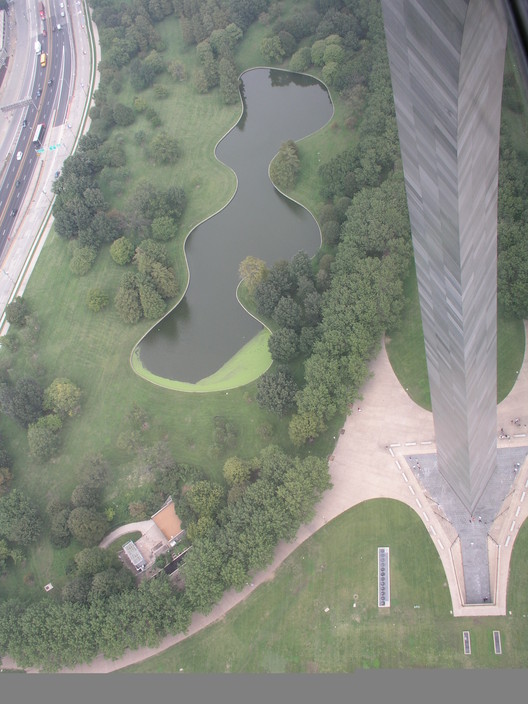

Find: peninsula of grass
<box><xmin>130</xmin><ymin>328</ymin><xmax>272</xmax><ymax>393</ymax></box>
<box><xmin>123</xmin><ymin>498</ymin><xmax>528</xmax><ymax>672</ymax></box>
<box><xmin>386</xmin><ymin>265</ymin><xmax>526</xmax><ymax>411</ymax></box>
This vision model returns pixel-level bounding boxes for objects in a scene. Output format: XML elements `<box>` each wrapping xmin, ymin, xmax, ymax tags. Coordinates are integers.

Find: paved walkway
<box><xmin>98</xmin><ymin>521</ymin><xmax>153</xmax><ymax>549</ymax></box>
<box><xmin>5</xmin><ymin>322</ymin><xmax>522</xmax><ymax>673</ymax></box>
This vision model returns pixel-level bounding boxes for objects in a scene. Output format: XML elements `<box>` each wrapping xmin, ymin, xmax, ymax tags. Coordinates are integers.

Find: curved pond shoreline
<box><xmin>131</xmin><ymin>68</ymin><xmax>334</xmax><ymax>392</ymax></box>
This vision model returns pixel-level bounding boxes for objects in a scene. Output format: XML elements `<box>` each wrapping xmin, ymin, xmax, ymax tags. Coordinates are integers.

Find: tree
<box><xmin>70</xmin><ymin>246</ymin><xmax>97</xmax><ymax>276</ymax></box>
<box><xmin>0</xmin><ymin>489</ymin><xmax>42</xmax><ymax>545</ymax></box>
<box><xmin>186</xmin><ymin>515</ymin><xmax>217</xmax><ymax>542</ymax></box>
<box><xmin>323</xmin><ymin>43</ymin><xmax>345</xmax><ymax>65</ymax></box>
<box><xmin>151</xmin><ymin>215</ymin><xmax>176</xmax><ymax>241</ymax></box>
<box><xmin>290</xmin><ymin>250</ymin><xmax>314</xmax><ymax>284</ymax></box>
<box><xmin>89</xmin><ymin>568</ymin><xmax>134</xmax><ymax>601</ymax></box>
<box><xmin>62</xmin><ymin>576</ymin><xmax>91</xmax><ymax>604</ymax></box>
<box><xmin>149</xmin><ymin>261</ymin><xmax>179</xmax><ymax>299</ymax></box>
<box><xmin>114</xmin><ymin>275</ymin><xmax>142</xmax><ymax>323</ymax></box>
<box><xmin>180</xmin><ymin>538</ymin><xmax>225</xmax><ymax>614</ymax></box>
<box><xmin>74</xmin><ymin>547</ymin><xmax>112</xmax><ymax>576</ymax></box>
<box><xmin>112</xmin><ymin>103</ymin><xmax>135</xmax><ymax>127</ymax></box>
<box><xmin>260</xmin><ymin>35</ymin><xmax>285</xmax><ymax>63</ymax></box>
<box><xmin>223</xmin><ymin>456</ymin><xmax>251</xmax><ymax>486</ymax></box>
<box><xmin>219</xmin><ymin>57</ymin><xmax>240</xmax><ymax>104</ymax></box>
<box><xmin>186</xmin><ymin>480</ymin><xmax>225</xmax><ymax>520</ymax></box>
<box><xmin>254</xmin><ymin>280</ymin><xmax>283</xmax><ymax>317</ymax></box>
<box><xmin>322</xmin><ymin>60</ymin><xmax>339</xmax><ymax>86</ymax></box>
<box><xmin>238</xmin><ymin>256</ymin><xmax>268</xmax><ymax>295</ymax></box>
<box><xmin>70</xmin><ymin>484</ymin><xmax>101</xmax><ymax>510</ymax></box>
<box><xmin>138</xmin><ymin>278</ymin><xmax>166</xmax><ymax>319</ymax></box>
<box><xmin>289</xmin><ymin>47</ymin><xmax>312</xmax><ymax>72</ymax></box>
<box><xmin>135</xmin><ymin>239</ymin><xmax>169</xmax><ymax>267</ymax></box>
<box><xmin>5</xmin><ymin>297</ymin><xmax>29</xmax><ymax>327</ymax></box>
<box><xmin>153</xmin><ymin>84</ymin><xmax>169</xmax><ymax>99</ymax></box>
<box><xmin>50</xmin><ymin>508</ymin><xmax>72</xmax><ymax>548</ymax></box>
<box><xmin>86</xmin><ymin>288</ymin><xmax>109</xmax><ymax>312</ymax></box>
<box><xmin>288</xmin><ymin>412</ymin><xmax>327</xmax><ymax>447</ymax></box>
<box><xmin>193</xmin><ymin>68</ymin><xmax>209</xmax><ymax>93</ymax></box>
<box><xmin>0</xmin><ymin>538</ymin><xmax>23</xmax><ymax>571</ymax></box>
<box><xmin>168</xmin><ymin>60</ymin><xmax>186</xmax><ymax>81</ymax></box>
<box><xmin>27</xmin><ymin>414</ymin><xmax>63</xmax><ymax>460</ymax></box>
<box><xmin>196</xmin><ymin>40</ymin><xmax>218</xmax><ymax>89</ymax></box>
<box><xmin>68</xmin><ymin>507</ymin><xmax>108</xmax><ymax>547</ymax></box>
<box><xmin>0</xmin><ymin>466</ymin><xmax>12</xmax><ymax>496</ymax></box>
<box><xmin>44</xmin><ymin>378</ymin><xmax>82</xmax><ymax>417</ymax></box>
<box><xmin>149</xmin><ymin>132</ymin><xmax>181</xmax><ymax>165</ymax></box>
<box><xmin>256</xmin><ymin>366</ymin><xmax>298</xmax><ymax>416</ymax></box>
<box><xmin>269</xmin><ymin>140</ymin><xmax>301</xmax><ymax>191</ymax></box>
<box><xmin>321</xmin><ymin>220</ymin><xmax>341</xmax><ymax>245</ymax></box>
<box><xmin>0</xmin><ymin>377</ymin><xmax>44</xmax><ymax>427</ymax></box>
<box><xmin>272</xmin><ymin>296</ymin><xmax>303</xmax><ymax>331</ymax></box>
<box><xmin>110</xmin><ymin>237</ymin><xmax>135</xmax><ymax>265</ymax></box>
<box><xmin>268</xmin><ymin>327</ymin><xmax>298</xmax><ymax>363</ymax></box>
<box><xmin>311</xmin><ymin>39</ymin><xmax>327</xmax><ymax>66</ymax></box>
<box><xmin>303</xmin><ymin>290</ymin><xmax>322</xmax><ymax>325</ymax></box>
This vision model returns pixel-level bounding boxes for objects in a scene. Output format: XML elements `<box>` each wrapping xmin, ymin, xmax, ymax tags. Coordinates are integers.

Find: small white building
<box><xmin>122</xmin><ymin>540</ymin><xmax>147</xmax><ymax>572</ymax></box>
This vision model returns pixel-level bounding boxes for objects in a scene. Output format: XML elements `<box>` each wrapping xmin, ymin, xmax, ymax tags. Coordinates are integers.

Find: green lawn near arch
<box><xmin>386</xmin><ymin>265</ymin><xmax>526</xmax><ymax>411</ymax></box>
<box><xmin>123</xmin><ymin>499</ymin><xmax>528</xmax><ymax>672</ymax></box>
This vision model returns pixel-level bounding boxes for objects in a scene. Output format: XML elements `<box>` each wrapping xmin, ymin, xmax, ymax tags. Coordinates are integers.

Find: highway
<box><xmin>0</xmin><ymin>0</ymin><xmax>73</xmax><ymax>260</ymax></box>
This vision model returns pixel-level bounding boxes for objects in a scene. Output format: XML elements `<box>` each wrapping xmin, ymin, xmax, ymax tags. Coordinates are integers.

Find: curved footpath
<box><xmin>4</xmin><ymin>322</ymin><xmax>525</xmax><ymax>673</ymax></box>
<box><xmin>98</xmin><ymin>522</ymin><xmax>153</xmax><ymax>549</ymax></box>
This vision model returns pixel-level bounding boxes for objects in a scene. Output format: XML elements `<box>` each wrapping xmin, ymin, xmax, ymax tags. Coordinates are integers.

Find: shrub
<box><xmin>70</xmin><ymin>247</ymin><xmax>97</xmax><ymax>276</ymax></box>
<box><xmin>110</xmin><ymin>237</ymin><xmax>135</xmax><ymax>265</ymax></box>
<box><xmin>86</xmin><ymin>288</ymin><xmax>109</xmax><ymax>312</ymax></box>
<box><xmin>5</xmin><ymin>297</ymin><xmax>29</xmax><ymax>327</ymax></box>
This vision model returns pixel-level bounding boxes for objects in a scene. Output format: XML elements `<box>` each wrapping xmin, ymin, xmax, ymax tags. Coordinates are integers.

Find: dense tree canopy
<box><xmin>0</xmin><ymin>490</ymin><xmax>42</xmax><ymax>546</ymax></box>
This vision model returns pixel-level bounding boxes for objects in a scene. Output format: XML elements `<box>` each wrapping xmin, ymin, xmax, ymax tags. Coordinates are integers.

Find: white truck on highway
<box><xmin>35</xmin><ymin>40</ymin><xmax>42</xmax><ymax>55</ymax></box>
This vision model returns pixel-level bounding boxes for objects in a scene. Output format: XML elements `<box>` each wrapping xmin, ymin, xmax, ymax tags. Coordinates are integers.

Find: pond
<box><xmin>134</xmin><ymin>68</ymin><xmax>333</xmax><ymax>387</ymax></box>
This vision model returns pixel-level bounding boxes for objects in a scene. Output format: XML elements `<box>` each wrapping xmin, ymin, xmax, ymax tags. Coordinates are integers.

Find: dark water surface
<box><xmin>137</xmin><ymin>68</ymin><xmax>333</xmax><ymax>382</ymax></box>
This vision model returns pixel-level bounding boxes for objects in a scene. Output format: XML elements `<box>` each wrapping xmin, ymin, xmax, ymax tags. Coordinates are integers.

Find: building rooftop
<box><xmin>151</xmin><ymin>496</ymin><xmax>182</xmax><ymax>542</ymax></box>
<box><xmin>122</xmin><ymin>540</ymin><xmax>147</xmax><ymax>569</ymax></box>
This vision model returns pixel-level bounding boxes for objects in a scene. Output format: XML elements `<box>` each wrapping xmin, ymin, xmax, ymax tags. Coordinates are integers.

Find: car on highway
<box><xmin>36</xmin><ymin>88</ymin><xmax>42</xmax><ymax>97</ymax></box>
<box><xmin>57</xmin><ymin>23</ymin><xmax>61</xmax><ymax>30</ymax></box>
<box><xmin>22</xmin><ymin>119</ymin><xmax>27</xmax><ymax>127</ymax></box>
<box><xmin>48</xmin><ymin>78</ymin><xmax>53</xmax><ymax>86</ymax></box>
<box><xmin>54</xmin><ymin>170</ymin><xmax>61</xmax><ymax>179</ymax></box>
<box><xmin>60</xmin><ymin>2</ymin><xmax>65</xmax><ymax>16</ymax></box>
<box><xmin>15</xmin><ymin>180</ymin><xmax>21</xmax><ymax>187</ymax></box>
<box><xmin>16</xmin><ymin>151</ymin><xmax>22</xmax><ymax>160</ymax></box>
<box><xmin>11</xmin><ymin>208</ymin><xmax>18</xmax><ymax>217</ymax></box>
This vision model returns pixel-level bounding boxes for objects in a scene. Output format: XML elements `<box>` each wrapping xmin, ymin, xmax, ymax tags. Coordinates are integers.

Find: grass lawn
<box><xmin>0</xmin><ymin>17</ymin><xmax>346</xmax><ymax>596</ymax></box>
<box><xmin>123</xmin><ymin>498</ymin><xmax>528</xmax><ymax>672</ymax></box>
<box><xmin>386</xmin><ymin>264</ymin><xmax>526</xmax><ymax>411</ymax></box>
